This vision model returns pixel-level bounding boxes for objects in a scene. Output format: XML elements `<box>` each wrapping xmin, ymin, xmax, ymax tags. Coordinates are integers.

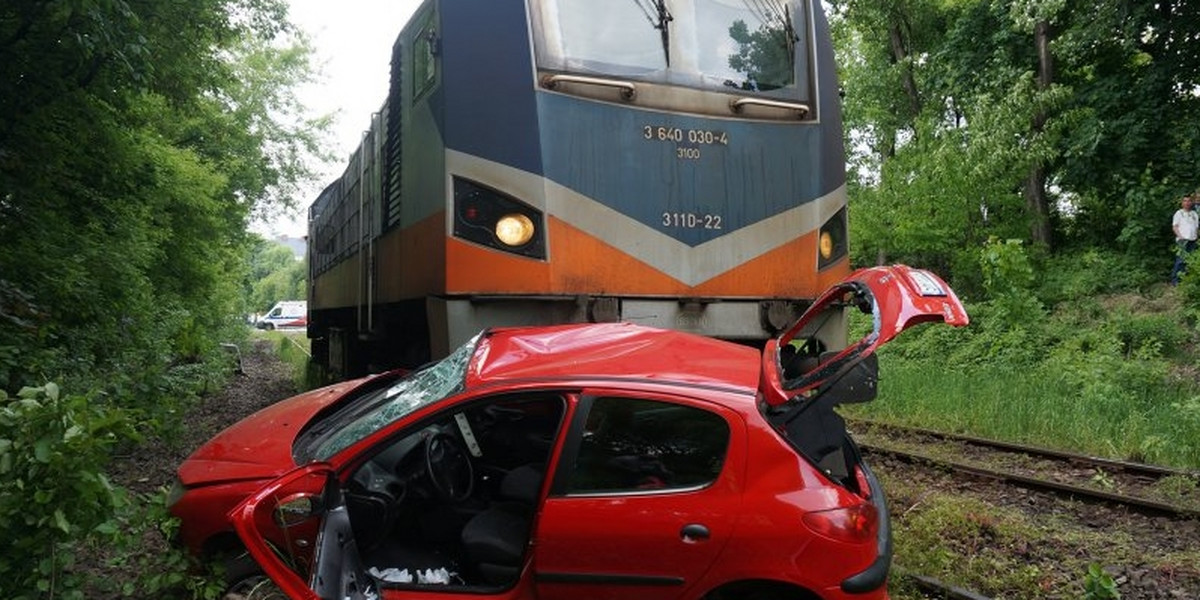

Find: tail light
<box><xmin>802</xmin><ymin>502</ymin><xmax>878</xmax><ymax>544</ymax></box>
<box><xmin>453</xmin><ymin>177</ymin><xmax>546</xmax><ymax>259</ymax></box>
<box><xmin>853</xmin><ymin>464</ymin><xmax>873</xmax><ymax>499</ymax></box>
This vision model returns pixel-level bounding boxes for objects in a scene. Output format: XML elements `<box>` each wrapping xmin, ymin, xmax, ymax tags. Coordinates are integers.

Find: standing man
<box><xmin>1171</xmin><ymin>194</ymin><xmax>1199</xmax><ymax>285</ymax></box>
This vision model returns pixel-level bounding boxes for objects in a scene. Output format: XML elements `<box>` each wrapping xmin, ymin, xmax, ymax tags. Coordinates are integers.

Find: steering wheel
<box><xmin>424</xmin><ymin>432</ymin><xmax>474</xmax><ymax>502</ymax></box>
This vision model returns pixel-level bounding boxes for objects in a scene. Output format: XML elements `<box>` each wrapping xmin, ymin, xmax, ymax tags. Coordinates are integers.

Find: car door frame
<box><xmin>231</xmin><ymin>386</ymin><xmax>583</xmax><ymax>600</ymax></box>
<box><xmin>230</xmin><ymin>463</ymin><xmax>344</xmax><ymax>600</ymax></box>
<box><xmin>533</xmin><ymin>386</ymin><xmax>748</xmax><ymax>600</ymax></box>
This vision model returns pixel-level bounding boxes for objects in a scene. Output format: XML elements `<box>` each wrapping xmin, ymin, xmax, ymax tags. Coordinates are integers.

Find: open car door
<box><xmin>229</xmin><ymin>464</ymin><xmax>375</xmax><ymax>600</ymax></box>
<box><xmin>760</xmin><ymin>264</ymin><xmax>969</xmax><ymax>477</ymax></box>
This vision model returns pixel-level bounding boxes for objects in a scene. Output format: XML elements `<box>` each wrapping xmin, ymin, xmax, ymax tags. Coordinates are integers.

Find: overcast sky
<box><xmin>259</xmin><ymin>0</ymin><xmax>421</xmax><ymax>237</ymax></box>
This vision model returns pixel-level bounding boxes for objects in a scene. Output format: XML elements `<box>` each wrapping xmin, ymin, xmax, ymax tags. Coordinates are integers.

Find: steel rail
<box><xmin>902</xmin><ymin>572</ymin><xmax>994</xmax><ymax>600</ymax></box>
<box><xmin>284</xmin><ymin>334</ymin><xmax>311</xmax><ymax>358</ymax></box>
<box><xmin>860</xmin><ymin>443</ymin><xmax>1200</xmax><ymax>520</ymax></box>
<box><xmin>847</xmin><ymin>418</ymin><xmax>1200</xmax><ymax>479</ymax></box>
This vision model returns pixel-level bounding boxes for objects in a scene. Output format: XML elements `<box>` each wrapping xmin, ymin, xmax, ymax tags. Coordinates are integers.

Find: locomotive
<box><xmin>308</xmin><ymin>0</ymin><xmax>849</xmax><ymax>377</ymax></box>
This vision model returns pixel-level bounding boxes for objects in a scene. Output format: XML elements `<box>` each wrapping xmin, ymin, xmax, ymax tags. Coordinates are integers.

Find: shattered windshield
<box><xmin>531</xmin><ymin>0</ymin><xmax>807</xmax><ymax>95</ymax></box>
<box><xmin>311</xmin><ymin>335</ymin><xmax>480</xmax><ymax>460</ymax></box>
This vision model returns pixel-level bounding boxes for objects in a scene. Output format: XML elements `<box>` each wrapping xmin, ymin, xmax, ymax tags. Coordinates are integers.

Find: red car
<box><xmin>169</xmin><ymin>265</ymin><xmax>968</xmax><ymax>600</ymax></box>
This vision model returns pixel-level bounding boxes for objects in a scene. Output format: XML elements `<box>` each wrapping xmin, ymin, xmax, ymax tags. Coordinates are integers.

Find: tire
<box><xmin>224</xmin><ymin>575</ymin><xmax>288</xmax><ymax>600</ymax></box>
<box><xmin>221</xmin><ymin>552</ymin><xmax>286</xmax><ymax>600</ymax></box>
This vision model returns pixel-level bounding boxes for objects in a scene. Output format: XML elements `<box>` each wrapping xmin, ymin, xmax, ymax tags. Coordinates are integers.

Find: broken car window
<box><xmin>313</xmin><ymin>334</ymin><xmax>480</xmax><ymax>460</ymax></box>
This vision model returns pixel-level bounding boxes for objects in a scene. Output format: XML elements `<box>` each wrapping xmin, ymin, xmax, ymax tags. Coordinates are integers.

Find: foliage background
<box><xmin>0</xmin><ymin>0</ymin><xmax>324</xmax><ymax>596</ymax></box>
<box><xmin>247</xmin><ymin>239</ymin><xmax>307</xmax><ymax>314</ymax></box>
<box><xmin>0</xmin><ymin>0</ymin><xmax>325</xmax><ymax>398</ymax></box>
<box><xmin>3</xmin><ymin>0</ymin><xmax>1200</xmax><ymax>597</ymax></box>
<box><xmin>831</xmin><ymin>0</ymin><xmax>1200</xmax><ymax>470</ymax></box>
<box><xmin>832</xmin><ymin>0</ymin><xmax>1200</xmax><ymax>291</ymax></box>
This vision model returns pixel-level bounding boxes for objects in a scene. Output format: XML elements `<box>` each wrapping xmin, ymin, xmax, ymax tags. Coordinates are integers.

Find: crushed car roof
<box><xmin>467</xmin><ymin>322</ymin><xmax>761</xmax><ymax>393</ymax></box>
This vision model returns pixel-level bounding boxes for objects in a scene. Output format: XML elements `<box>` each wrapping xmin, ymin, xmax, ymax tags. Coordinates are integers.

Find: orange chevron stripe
<box><xmin>445</xmin><ymin>217</ymin><xmax>683</xmax><ymax>295</ymax></box>
<box><xmin>445</xmin><ymin>217</ymin><xmax>848</xmax><ymax>298</ymax></box>
<box><xmin>692</xmin><ymin>235</ymin><xmax>852</xmax><ymax>297</ymax></box>
<box><xmin>322</xmin><ymin>214</ymin><xmax>849</xmax><ymax>305</ymax></box>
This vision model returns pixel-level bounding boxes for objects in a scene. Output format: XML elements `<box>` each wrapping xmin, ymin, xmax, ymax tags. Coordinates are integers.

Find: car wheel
<box><xmin>264</xmin><ymin>323</ymin><xmax>275</xmax><ymax>331</ymax></box>
<box><xmin>221</xmin><ymin>552</ymin><xmax>285</xmax><ymax>600</ymax></box>
<box><xmin>224</xmin><ymin>574</ymin><xmax>287</xmax><ymax>600</ymax></box>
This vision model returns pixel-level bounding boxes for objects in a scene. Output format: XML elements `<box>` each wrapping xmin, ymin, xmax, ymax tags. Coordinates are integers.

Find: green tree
<box><xmin>833</xmin><ymin>0</ymin><xmax>1200</xmax><ymax>290</ymax></box>
<box><xmin>832</xmin><ymin>0</ymin><xmax>1006</xmax><ymax>278</ymax></box>
<box><xmin>250</xmin><ymin>239</ymin><xmax>301</xmax><ymax>282</ymax></box>
<box><xmin>247</xmin><ymin>237</ymin><xmax>307</xmax><ymax>313</ymax></box>
<box><xmin>0</xmin><ymin>0</ymin><xmax>326</xmax><ymax>395</ymax></box>
<box><xmin>1052</xmin><ymin>0</ymin><xmax>1200</xmax><ymax>258</ymax></box>
<box><xmin>0</xmin><ymin>1</ymin><xmax>330</xmax><ymax>596</ymax></box>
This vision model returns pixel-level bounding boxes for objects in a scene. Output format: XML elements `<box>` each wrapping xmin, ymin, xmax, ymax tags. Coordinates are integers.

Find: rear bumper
<box><xmin>840</xmin><ymin>461</ymin><xmax>891</xmax><ymax>594</ymax></box>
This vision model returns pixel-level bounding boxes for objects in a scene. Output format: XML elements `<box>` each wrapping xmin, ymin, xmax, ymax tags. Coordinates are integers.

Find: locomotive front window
<box><xmin>536</xmin><ymin>0</ymin><xmax>668</xmax><ymax>75</ymax></box>
<box><xmin>531</xmin><ymin>0</ymin><xmax>811</xmax><ymax>98</ymax></box>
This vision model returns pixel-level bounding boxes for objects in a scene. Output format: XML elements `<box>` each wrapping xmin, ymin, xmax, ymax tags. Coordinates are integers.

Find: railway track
<box><xmin>850</xmin><ymin>419</ymin><xmax>1200</xmax><ymax>520</ymax></box>
<box><xmin>900</xmin><ymin>571</ymin><xmax>992</xmax><ymax>600</ymax></box>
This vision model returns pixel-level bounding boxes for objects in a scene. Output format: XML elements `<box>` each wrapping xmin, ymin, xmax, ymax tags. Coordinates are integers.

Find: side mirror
<box><xmin>273</xmin><ymin>493</ymin><xmax>324</xmax><ymax>528</ymax></box>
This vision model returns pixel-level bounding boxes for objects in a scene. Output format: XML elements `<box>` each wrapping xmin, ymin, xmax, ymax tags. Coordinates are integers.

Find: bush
<box><xmin>1037</xmin><ymin>249</ymin><xmax>1158</xmax><ymax>305</ymax></box>
<box><xmin>0</xmin><ymin>384</ymin><xmax>138</xmax><ymax>600</ymax></box>
<box><xmin>979</xmin><ymin>238</ymin><xmax>1045</xmax><ymax>322</ymax></box>
<box><xmin>95</xmin><ymin>490</ymin><xmax>225</xmax><ymax>599</ymax></box>
<box><xmin>1175</xmin><ymin>250</ymin><xmax>1200</xmax><ymax>310</ymax></box>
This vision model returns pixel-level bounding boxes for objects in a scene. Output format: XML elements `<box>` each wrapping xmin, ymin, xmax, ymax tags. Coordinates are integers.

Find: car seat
<box><xmin>460</xmin><ymin>464</ymin><xmax>542</xmax><ymax>585</ymax></box>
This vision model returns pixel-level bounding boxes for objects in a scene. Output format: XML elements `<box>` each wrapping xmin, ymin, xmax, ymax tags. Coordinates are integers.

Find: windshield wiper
<box><xmin>633</xmin><ymin>0</ymin><xmax>673</xmax><ymax>66</ymax></box>
<box><xmin>741</xmin><ymin>0</ymin><xmax>799</xmax><ymax>66</ymax></box>
<box><xmin>656</xmin><ymin>0</ymin><xmax>673</xmax><ymax>66</ymax></box>
<box><xmin>782</xmin><ymin>4</ymin><xmax>799</xmax><ymax>65</ymax></box>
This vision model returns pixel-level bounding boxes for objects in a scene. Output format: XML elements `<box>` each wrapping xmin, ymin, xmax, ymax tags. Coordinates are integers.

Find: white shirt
<box><xmin>1174</xmin><ymin>209</ymin><xmax>1198</xmax><ymax>242</ymax></box>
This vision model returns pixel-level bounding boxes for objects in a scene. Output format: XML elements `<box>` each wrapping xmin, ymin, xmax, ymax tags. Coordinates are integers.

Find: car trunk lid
<box><xmin>759</xmin><ymin>264</ymin><xmax>968</xmax><ymax>483</ymax></box>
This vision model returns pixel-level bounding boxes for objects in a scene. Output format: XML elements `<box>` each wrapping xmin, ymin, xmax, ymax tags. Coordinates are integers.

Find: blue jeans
<box><xmin>1172</xmin><ymin>239</ymin><xmax>1196</xmax><ymax>284</ymax></box>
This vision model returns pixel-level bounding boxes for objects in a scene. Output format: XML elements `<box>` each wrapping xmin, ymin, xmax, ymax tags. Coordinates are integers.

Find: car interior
<box><xmin>339</xmin><ymin>393</ymin><xmax>566</xmax><ymax>591</ymax></box>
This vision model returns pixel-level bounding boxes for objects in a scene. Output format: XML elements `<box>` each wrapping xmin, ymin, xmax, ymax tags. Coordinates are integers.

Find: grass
<box><xmin>844</xmin><ymin>361</ymin><xmax>1200</xmax><ymax>470</ymax></box>
<box><xmin>878</xmin><ymin>468</ymin><xmax>1200</xmax><ymax>599</ymax></box>
<box><xmin>251</xmin><ymin>328</ymin><xmax>311</xmax><ymax>390</ymax></box>
<box><xmin>818</xmin><ymin>277</ymin><xmax>1200</xmax><ymax>597</ymax></box>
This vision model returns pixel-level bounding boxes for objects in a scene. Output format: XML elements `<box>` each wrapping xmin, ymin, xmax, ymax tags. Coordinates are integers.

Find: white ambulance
<box><xmin>255</xmin><ymin>300</ymin><xmax>307</xmax><ymax>330</ymax></box>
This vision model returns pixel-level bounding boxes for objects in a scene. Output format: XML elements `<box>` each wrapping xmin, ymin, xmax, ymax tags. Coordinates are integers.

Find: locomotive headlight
<box><xmin>454</xmin><ymin>177</ymin><xmax>546</xmax><ymax>259</ymax></box>
<box><xmin>817</xmin><ymin>207</ymin><xmax>848</xmax><ymax>270</ymax></box>
<box><xmin>819</xmin><ymin>231</ymin><xmax>835</xmax><ymax>260</ymax></box>
<box><xmin>495</xmin><ymin>214</ymin><xmax>535</xmax><ymax>247</ymax></box>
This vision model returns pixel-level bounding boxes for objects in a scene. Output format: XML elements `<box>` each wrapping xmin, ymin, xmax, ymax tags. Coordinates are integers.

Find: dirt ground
<box><xmin>873</xmin><ymin>453</ymin><xmax>1200</xmax><ymax>599</ymax></box>
<box><xmin>110</xmin><ymin>340</ymin><xmax>299</xmax><ymax>497</ymax></box>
